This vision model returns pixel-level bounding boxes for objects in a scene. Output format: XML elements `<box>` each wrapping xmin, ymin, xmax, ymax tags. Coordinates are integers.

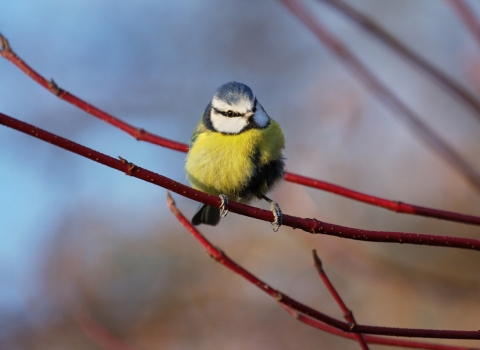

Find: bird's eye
<box><xmin>227</xmin><ymin>110</ymin><xmax>234</xmax><ymax>117</ymax></box>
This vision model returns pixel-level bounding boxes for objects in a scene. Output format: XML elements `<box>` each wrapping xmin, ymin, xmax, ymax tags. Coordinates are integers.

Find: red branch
<box><xmin>319</xmin><ymin>0</ymin><xmax>480</xmax><ymax>122</ymax></box>
<box><xmin>0</xmin><ymin>35</ymin><xmax>187</xmax><ymax>153</ymax></box>
<box><xmin>278</xmin><ymin>0</ymin><xmax>480</xmax><ymax>192</ymax></box>
<box><xmin>1</xmin><ymin>34</ymin><xmax>479</xmax><ymax>228</ymax></box>
<box><xmin>74</xmin><ymin>311</ymin><xmax>136</xmax><ymax>350</ymax></box>
<box><xmin>165</xmin><ymin>191</ymin><xmax>480</xmax><ymax>341</ymax></box>
<box><xmin>2</xmin><ymin>111</ymin><xmax>480</xmax><ymax>253</ymax></box>
<box><xmin>284</xmin><ymin>173</ymin><xmax>480</xmax><ymax>226</ymax></box>
<box><xmin>312</xmin><ymin>250</ymin><xmax>369</xmax><ymax>350</ymax></box>
<box><xmin>281</xmin><ymin>305</ymin><xmax>479</xmax><ymax>350</ymax></box>
<box><xmin>448</xmin><ymin>0</ymin><xmax>480</xmax><ymax>49</ymax></box>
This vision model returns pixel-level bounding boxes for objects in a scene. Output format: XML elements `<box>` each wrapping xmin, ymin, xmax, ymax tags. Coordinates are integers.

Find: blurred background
<box><xmin>1</xmin><ymin>0</ymin><xmax>480</xmax><ymax>349</ymax></box>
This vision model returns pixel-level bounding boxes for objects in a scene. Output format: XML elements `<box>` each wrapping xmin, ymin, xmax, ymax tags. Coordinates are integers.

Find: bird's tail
<box><xmin>191</xmin><ymin>204</ymin><xmax>221</xmax><ymax>226</ymax></box>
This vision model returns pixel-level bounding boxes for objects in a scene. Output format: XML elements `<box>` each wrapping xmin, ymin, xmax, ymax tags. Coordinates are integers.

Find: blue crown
<box><xmin>214</xmin><ymin>81</ymin><xmax>254</xmax><ymax>105</ymax></box>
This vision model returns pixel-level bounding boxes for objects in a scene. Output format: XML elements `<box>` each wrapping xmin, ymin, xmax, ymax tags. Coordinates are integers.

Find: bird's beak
<box><xmin>244</xmin><ymin>110</ymin><xmax>254</xmax><ymax>119</ymax></box>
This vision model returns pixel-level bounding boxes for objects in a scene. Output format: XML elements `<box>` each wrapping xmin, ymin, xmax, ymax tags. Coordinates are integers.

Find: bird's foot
<box><xmin>219</xmin><ymin>194</ymin><xmax>229</xmax><ymax>218</ymax></box>
<box><xmin>269</xmin><ymin>201</ymin><xmax>282</xmax><ymax>232</ymax></box>
<box><xmin>261</xmin><ymin>195</ymin><xmax>283</xmax><ymax>232</ymax></box>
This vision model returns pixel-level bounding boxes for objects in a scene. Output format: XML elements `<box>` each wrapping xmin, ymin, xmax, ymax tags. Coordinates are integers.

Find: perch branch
<box><xmin>2</xmin><ymin>112</ymin><xmax>480</xmax><ymax>253</ymax></box>
<box><xmin>166</xmin><ymin>191</ymin><xmax>480</xmax><ymax>340</ymax></box>
<box><xmin>1</xmin><ymin>33</ymin><xmax>480</xmax><ymax>227</ymax></box>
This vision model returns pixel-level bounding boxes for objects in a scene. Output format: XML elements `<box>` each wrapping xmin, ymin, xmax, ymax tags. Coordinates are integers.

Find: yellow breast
<box><xmin>185</xmin><ymin>120</ymin><xmax>284</xmax><ymax>199</ymax></box>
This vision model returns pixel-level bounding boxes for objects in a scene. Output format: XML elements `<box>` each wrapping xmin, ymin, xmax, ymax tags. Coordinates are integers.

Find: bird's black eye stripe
<box><xmin>212</xmin><ymin>107</ymin><xmax>227</xmax><ymax>116</ymax></box>
<box><xmin>213</xmin><ymin>107</ymin><xmax>241</xmax><ymax>118</ymax></box>
<box><xmin>252</xmin><ymin>98</ymin><xmax>257</xmax><ymax>113</ymax></box>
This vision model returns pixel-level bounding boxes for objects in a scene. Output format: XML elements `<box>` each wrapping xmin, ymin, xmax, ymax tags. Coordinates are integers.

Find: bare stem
<box><xmin>448</xmin><ymin>0</ymin><xmax>480</xmax><ymax>49</ymax></box>
<box><xmin>312</xmin><ymin>250</ymin><xmax>369</xmax><ymax>350</ymax></box>
<box><xmin>281</xmin><ymin>305</ymin><xmax>479</xmax><ymax>350</ymax></box>
<box><xmin>284</xmin><ymin>173</ymin><xmax>480</xmax><ymax>226</ymax></box>
<box><xmin>0</xmin><ymin>34</ymin><xmax>187</xmax><ymax>152</ymax></box>
<box><xmin>278</xmin><ymin>0</ymin><xmax>480</xmax><ymax>192</ymax></box>
<box><xmin>318</xmin><ymin>0</ymin><xmax>480</xmax><ymax>122</ymax></box>
<box><xmin>74</xmin><ymin>310</ymin><xmax>136</xmax><ymax>350</ymax></box>
<box><xmin>2</xmin><ymin>112</ymin><xmax>480</xmax><ymax>253</ymax></box>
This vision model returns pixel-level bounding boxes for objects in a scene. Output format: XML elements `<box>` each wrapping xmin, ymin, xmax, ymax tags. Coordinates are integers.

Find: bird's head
<box><xmin>208</xmin><ymin>81</ymin><xmax>270</xmax><ymax>134</ymax></box>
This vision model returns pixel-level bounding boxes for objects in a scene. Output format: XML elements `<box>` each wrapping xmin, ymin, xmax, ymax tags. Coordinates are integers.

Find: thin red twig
<box><xmin>1</xmin><ymin>34</ymin><xmax>479</xmax><ymax>228</ymax></box>
<box><xmin>284</xmin><ymin>173</ymin><xmax>480</xmax><ymax>226</ymax></box>
<box><xmin>165</xmin><ymin>191</ymin><xmax>480</xmax><ymax>340</ymax></box>
<box><xmin>281</xmin><ymin>305</ymin><xmax>479</xmax><ymax>350</ymax></box>
<box><xmin>312</xmin><ymin>250</ymin><xmax>369</xmax><ymax>350</ymax></box>
<box><xmin>2</xmin><ymin>112</ymin><xmax>480</xmax><ymax>253</ymax></box>
<box><xmin>74</xmin><ymin>311</ymin><xmax>136</xmax><ymax>350</ymax></box>
<box><xmin>0</xmin><ymin>35</ymin><xmax>187</xmax><ymax>153</ymax></box>
<box><xmin>319</xmin><ymin>0</ymin><xmax>480</xmax><ymax>122</ymax></box>
<box><xmin>278</xmin><ymin>0</ymin><xmax>480</xmax><ymax>192</ymax></box>
<box><xmin>448</xmin><ymin>0</ymin><xmax>480</xmax><ymax>49</ymax></box>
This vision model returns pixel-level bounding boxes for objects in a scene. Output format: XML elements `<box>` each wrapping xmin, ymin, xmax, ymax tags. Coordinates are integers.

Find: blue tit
<box><xmin>185</xmin><ymin>81</ymin><xmax>285</xmax><ymax>231</ymax></box>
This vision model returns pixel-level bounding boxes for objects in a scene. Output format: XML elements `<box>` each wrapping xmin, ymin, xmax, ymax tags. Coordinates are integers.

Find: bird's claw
<box><xmin>270</xmin><ymin>201</ymin><xmax>282</xmax><ymax>232</ymax></box>
<box><xmin>219</xmin><ymin>194</ymin><xmax>229</xmax><ymax>218</ymax></box>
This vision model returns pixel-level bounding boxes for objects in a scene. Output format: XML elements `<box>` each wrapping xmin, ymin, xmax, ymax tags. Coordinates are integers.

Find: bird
<box><xmin>185</xmin><ymin>81</ymin><xmax>285</xmax><ymax>231</ymax></box>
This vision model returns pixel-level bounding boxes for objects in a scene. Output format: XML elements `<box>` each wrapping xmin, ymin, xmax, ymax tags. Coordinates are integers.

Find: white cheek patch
<box><xmin>210</xmin><ymin>110</ymin><xmax>248</xmax><ymax>134</ymax></box>
<box><xmin>253</xmin><ymin>102</ymin><xmax>270</xmax><ymax>128</ymax></box>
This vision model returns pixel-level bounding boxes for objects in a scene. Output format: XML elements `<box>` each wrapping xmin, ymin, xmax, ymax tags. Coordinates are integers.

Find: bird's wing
<box><xmin>190</xmin><ymin>120</ymin><xmax>208</xmax><ymax>145</ymax></box>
